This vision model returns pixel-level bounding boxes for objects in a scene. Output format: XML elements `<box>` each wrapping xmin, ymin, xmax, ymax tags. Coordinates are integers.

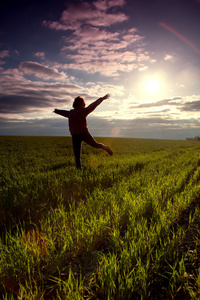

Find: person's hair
<box><xmin>73</xmin><ymin>96</ymin><xmax>86</xmax><ymax>108</ymax></box>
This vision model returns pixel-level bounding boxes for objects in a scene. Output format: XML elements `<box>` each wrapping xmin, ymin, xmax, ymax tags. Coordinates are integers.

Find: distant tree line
<box><xmin>186</xmin><ymin>136</ymin><xmax>200</xmax><ymax>141</ymax></box>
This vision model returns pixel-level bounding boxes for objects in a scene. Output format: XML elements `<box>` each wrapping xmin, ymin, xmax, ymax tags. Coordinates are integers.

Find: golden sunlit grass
<box><xmin>1</xmin><ymin>136</ymin><xmax>200</xmax><ymax>299</ymax></box>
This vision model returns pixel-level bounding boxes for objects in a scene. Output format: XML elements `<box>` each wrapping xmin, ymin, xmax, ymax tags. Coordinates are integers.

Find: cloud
<box><xmin>59</xmin><ymin>26</ymin><xmax>146</xmax><ymax>76</ymax></box>
<box><xmin>0</xmin><ymin>67</ymin><xmax>84</xmax><ymax>116</ymax></box>
<box><xmin>19</xmin><ymin>61</ymin><xmax>67</xmax><ymax>81</ymax></box>
<box><xmin>164</xmin><ymin>54</ymin><xmax>175</xmax><ymax>61</ymax></box>
<box><xmin>0</xmin><ymin>49</ymin><xmax>19</xmax><ymax>65</ymax></box>
<box><xmin>107</xmin><ymin>116</ymin><xmax>200</xmax><ymax>139</ymax></box>
<box><xmin>0</xmin><ymin>95</ymin><xmax>51</xmax><ymax>114</ymax></box>
<box><xmin>0</xmin><ymin>116</ymin><xmax>71</xmax><ymax>136</ymax></box>
<box><xmin>34</xmin><ymin>52</ymin><xmax>46</xmax><ymax>60</ymax></box>
<box><xmin>0</xmin><ymin>50</ymin><xmax>9</xmax><ymax>58</ymax></box>
<box><xmin>1</xmin><ymin>63</ymin><xmax>200</xmax><ymax>139</ymax></box>
<box><xmin>129</xmin><ymin>97</ymin><xmax>182</xmax><ymax>109</ymax></box>
<box><xmin>0</xmin><ymin>64</ymin><xmax>125</xmax><ymax>119</ymax></box>
<box><xmin>43</xmin><ymin>0</ymin><xmax>128</xmax><ymax>31</ymax></box>
<box><xmin>181</xmin><ymin>100</ymin><xmax>200</xmax><ymax>111</ymax></box>
<box><xmin>0</xmin><ymin>50</ymin><xmax>10</xmax><ymax>65</ymax></box>
<box><xmin>43</xmin><ymin>0</ymin><xmax>153</xmax><ymax>77</ymax></box>
<box><xmin>94</xmin><ymin>0</ymin><xmax>126</xmax><ymax>10</ymax></box>
<box><xmin>114</xmin><ymin>95</ymin><xmax>200</xmax><ymax>130</ymax></box>
<box><xmin>1</xmin><ymin>113</ymin><xmax>199</xmax><ymax>140</ymax></box>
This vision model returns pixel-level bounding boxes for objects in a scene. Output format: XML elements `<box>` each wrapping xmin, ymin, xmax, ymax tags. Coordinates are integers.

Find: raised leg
<box><xmin>82</xmin><ymin>131</ymin><xmax>113</xmax><ymax>155</ymax></box>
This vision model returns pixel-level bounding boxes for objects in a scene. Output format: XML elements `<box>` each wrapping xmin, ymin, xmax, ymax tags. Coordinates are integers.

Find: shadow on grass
<box><xmin>49</xmin><ymin>163</ymin><xmax>69</xmax><ymax>171</ymax></box>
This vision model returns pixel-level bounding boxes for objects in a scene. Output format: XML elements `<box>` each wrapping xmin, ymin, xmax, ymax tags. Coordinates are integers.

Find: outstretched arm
<box><xmin>86</xmin><ymin>94</ymin><xmax>110</xmax><ymax>115</ymax></box>
<box><xmin>53</xmin><ymin>109</ymin><xmax>69</xmax><ymax>118</ymax></box>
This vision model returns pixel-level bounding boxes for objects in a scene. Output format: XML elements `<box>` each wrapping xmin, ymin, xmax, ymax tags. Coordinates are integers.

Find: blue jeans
<box><xmin>72</xmin><ymin>130</ymin><xmax>103</xmax><ymax>169</ymax></box>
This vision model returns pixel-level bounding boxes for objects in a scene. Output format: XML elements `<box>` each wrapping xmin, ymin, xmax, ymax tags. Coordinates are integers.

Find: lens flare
<box><xmin>112</xmin><ymin>127</ymin><xmax>121</xmax><ymax>136</ymax></box>
<box><xmin>160</xmin><ymin>22</ymin><xmax>200</xmax><ymax>55</ymax></box>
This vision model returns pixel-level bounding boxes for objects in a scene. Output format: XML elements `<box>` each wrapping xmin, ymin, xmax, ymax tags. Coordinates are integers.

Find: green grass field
<box><xmin>1</xmin><ymin>136</ymin><xmax>200</xmax><ymax>299</ymax></box>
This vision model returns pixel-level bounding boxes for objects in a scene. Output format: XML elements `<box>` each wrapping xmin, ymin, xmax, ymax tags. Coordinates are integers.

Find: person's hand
<box><xmin>103</xmin><ymin>93</ymin><xmax>110</xmax><ymax>100</ymax></box>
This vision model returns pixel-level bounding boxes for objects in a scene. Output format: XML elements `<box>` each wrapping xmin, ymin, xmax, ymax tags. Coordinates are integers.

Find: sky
<box><xmin>1</xmin><ymin>0</ymin><xmax>200</xmax><ymax>139</ymax></box>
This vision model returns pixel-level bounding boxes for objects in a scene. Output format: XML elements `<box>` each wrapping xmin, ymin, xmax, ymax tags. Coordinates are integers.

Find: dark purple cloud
<box><xmin>43</xmin><ymin>0</ymin><xmax>127</xmax><ymax>31</ymax></box>
<box><xmin>0</xmin><ymin>67</ymin><xmax>82</xmax><ymax>114</ymax></box>
<box><xmin>0</xmin><ymin>95</ymin><xmax>52</xmax><ymax>114</ymax></box>
<box><xmin>130</xmin><ymin>97</ymin><xmax>182</xmax><ymax>109</ymax></box>
<box><xmin>0</xmin><ymin>116</ymin><xmax>70</xmax><ymax>136</ymax></box>
<box><xmin>180</xmin><ymin>100</ymin><xmax>200</xmax><ymax>111</ymax></box>
<box><xmin>19</xmin><ymin>61</ymin><xmax>67</xmax><ymax>81</ymax></box>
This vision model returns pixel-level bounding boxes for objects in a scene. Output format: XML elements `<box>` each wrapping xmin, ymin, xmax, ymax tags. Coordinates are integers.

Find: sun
<box><xmin>138</xmin><ymin>74</ymin><xmax>166</xmax><ymax>101</ymax></box>
<box><xmin>129</xmin><ymin>71</ymin><xmax>167</xmax><ymax>102</ymax></box>
<box><xmin>145</xmin><ymin>78</ymin><xmax>160</xmax><ymax>94</ymax></box>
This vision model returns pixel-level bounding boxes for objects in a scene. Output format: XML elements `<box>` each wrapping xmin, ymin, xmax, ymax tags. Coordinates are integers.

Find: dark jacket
<box><xmin>54</xmin><ymin>97</ymin><xmax>104</xmax><ymax>134</ymax></box>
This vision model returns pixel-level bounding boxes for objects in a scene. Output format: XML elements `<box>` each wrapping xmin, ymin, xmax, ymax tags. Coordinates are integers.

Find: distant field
<box><xmin>1</xmin><ymin>136</ymin><xmax>200</xmax><ymax>299</ymax></box>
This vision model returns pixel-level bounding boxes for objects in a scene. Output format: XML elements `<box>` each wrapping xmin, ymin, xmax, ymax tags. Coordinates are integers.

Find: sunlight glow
<box><xmin>137</xmin><ymin>73</ymin><xmax>167</xmax><ymax>101</ymax></box>
<box><xmin>145</xmin><ymin>78</ymin><xmax>160</xmax><ymax>94</ymax></box>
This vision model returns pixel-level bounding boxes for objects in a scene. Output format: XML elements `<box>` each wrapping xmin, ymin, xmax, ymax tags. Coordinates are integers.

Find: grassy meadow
<box><xmin>1</xmin><ymin>135</ymin><xmax>200</xmax><ymax>299</ymax></box>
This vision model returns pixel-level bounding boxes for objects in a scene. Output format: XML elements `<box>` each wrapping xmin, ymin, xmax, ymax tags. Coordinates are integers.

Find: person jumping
<box><xmin>54</xmin><ymin>93</ymin><xmax>113</xmax><ymax>169</ymax></box>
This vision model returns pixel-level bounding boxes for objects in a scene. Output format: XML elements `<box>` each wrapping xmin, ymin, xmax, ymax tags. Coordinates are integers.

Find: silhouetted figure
<box><xmin>54</xmin><ymin>94</ymin><xmax>113</xmax><ymax>169</ymax></box>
